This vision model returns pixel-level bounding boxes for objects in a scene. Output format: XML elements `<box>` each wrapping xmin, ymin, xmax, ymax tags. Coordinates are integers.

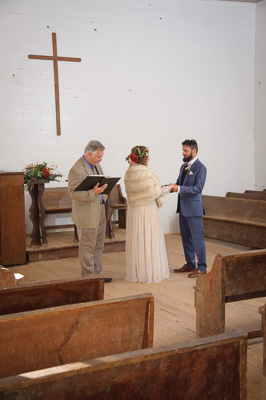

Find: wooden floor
<box><xmin>9</xmin><ymin>229</ymin><xmax>266</xmax><ymax>399</ymax></box>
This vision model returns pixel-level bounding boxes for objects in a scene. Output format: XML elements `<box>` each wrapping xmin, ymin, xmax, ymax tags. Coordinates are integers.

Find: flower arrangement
<box><xmin>23</xmin><ymin>162</ymin><xmax>62</xmax><ymax>191</ymax></box>
<box><xmin>125</xmin><ymin>147</ymin><xmax>149</xmax><ymax>164</ymax></box>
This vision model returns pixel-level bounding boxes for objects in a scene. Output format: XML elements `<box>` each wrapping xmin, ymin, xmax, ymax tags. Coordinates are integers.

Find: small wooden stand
<box><xmin>29</xmin><ymin>182</ymin><xmax>48</xmax><ymax>247</ymax></box>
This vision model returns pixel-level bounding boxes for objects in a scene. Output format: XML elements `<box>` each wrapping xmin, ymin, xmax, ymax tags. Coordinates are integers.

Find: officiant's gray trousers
<box><xmin>77</xmin><ymin>206</ymin><xmax>106</xmax><ymax>276</ymax></box>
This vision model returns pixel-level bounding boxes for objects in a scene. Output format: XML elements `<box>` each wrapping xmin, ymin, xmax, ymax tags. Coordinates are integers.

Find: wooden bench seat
<box><xmin>259</xmin><ymin>303</ymin><xmax>266</xmax><ymax>376</ymax></box>
<box><xmin>195</xmin><ymin>249</ymin><xmax>266</xmax><ymax>339</ymax></box>
<box><xmin>202</xmin><ymin>195</ymin><xmax>266</xmax><ymax>248</ymax></box>
<box><xmin>0</xmin><ymin>293</ymin><xmax>154</xmax><ymax>379</ymax></box>
<box><xmin>0</xmin><ymin>276</ymin><xmax>104</xmax><ymax>316</ymax></box>
<box><xmin>42</xmin><ymin>187</ymin><xmax>78</xmax><ymax>241</ymax></box>
<box><xmin>0</xmin><ymin>330</ymin><xmax>247</xmax><ymax>399</ymax></box>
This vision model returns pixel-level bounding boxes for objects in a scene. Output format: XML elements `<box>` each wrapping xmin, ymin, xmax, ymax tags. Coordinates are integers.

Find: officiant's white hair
<box><xmin>84</xmin><ymin>140</ymin><xmax>105</xmax><ymax>155</ymax></box>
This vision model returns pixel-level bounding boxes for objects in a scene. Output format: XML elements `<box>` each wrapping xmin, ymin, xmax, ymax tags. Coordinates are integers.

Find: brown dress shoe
<box><xmin>188</xmin><ymin>269</ymin><xmax>207</xmax><ymax>278</ymax></box>
<box><xmin>173</xmin><ymin>264</ymin><xmax>195</xmax><ymax>273</ymax></box>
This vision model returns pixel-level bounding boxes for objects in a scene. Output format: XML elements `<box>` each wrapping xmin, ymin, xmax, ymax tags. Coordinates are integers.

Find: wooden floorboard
<box><xmin>8</xmin><ymin>230</ymin><xmax>266</xmax><ymax>399</ymax></box>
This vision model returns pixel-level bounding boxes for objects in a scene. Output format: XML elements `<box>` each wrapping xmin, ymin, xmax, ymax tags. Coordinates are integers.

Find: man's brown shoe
<box><xmin>188</xmin><ymin>270</ymin><xmax>207</xmax><ymax>278</ymax></box>
<box><xmin>173</xmin><ymin>264</ymin><xmax>195</xmax><ymax>273</ymax></box>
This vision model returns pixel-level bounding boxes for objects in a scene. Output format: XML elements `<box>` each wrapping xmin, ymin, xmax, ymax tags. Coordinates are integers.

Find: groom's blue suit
<box><xmin>175</xmin><ymin>158</ymin><xmax>207</xmax><ymax>271</ymax></box>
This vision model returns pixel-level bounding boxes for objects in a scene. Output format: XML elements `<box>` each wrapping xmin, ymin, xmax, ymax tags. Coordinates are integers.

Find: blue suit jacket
<box><xmin>175</xmin><ymin>159</ymin><xmax>207</xmax><ymax>217</ymax></box>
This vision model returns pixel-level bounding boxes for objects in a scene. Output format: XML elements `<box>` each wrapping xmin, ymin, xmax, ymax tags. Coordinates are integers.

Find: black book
<box><xmin>74</xmin><ymin>175</ymin><xmax>121</xmax><ymax>194</ymax></box>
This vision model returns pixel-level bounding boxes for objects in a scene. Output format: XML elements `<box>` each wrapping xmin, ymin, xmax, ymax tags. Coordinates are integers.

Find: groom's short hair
<box><xmin>182</xmin><ymin>139</ymin><xmax>198</xmax><ymax>153</ymax></box>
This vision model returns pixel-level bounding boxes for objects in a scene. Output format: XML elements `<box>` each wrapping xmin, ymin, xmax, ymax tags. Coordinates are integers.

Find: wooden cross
<box><xmin>28</xmin><ymin>32</ymin><xmax>81</xmax><ymax>136</ymax></box>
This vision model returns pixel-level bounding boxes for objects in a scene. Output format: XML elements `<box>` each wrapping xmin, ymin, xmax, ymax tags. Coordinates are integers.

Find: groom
<box><xmin>171</xmin><ymin>139</ymin><xmax>207</xmax><ymax>278</ymax></box>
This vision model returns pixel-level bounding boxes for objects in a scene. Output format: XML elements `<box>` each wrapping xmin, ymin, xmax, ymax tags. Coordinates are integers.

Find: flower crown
<box><xmin>125</xmin><ymin>147</ymin><xmax>149</xmax><ymax>164</ymax></box>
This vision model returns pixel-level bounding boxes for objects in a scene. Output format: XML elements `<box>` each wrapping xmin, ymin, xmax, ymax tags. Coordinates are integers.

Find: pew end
<box><xmin>0</xmin><ymin>267</ymin><xmax>16</xmax><ymax>288</ymax></box>
<box><xmin>195</xmin><ymin>249</ymin><xmax>266</xmax><ymax>339</ymax></box>
<box><xmin>106</xmin><ymin>184</ymin><xmax>127</xmax><ymax>239</ymax></box>
<box><xmin>259</xmin><ymin>303</ymin><xmax>266</xmax><ymax>376</ymax></box>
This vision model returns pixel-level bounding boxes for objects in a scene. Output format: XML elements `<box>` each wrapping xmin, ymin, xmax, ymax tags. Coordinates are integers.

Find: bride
<box><xmin>124</xmin><ymin>145</ymin><xmax>174</xmax><ymax>283</ymax></box>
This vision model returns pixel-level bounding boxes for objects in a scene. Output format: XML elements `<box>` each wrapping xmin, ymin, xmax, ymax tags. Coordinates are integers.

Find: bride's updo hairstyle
<box><xmin>125</xmin><ymin>146</ymin><xmax>149</xmax><ymax>165</ymax></box>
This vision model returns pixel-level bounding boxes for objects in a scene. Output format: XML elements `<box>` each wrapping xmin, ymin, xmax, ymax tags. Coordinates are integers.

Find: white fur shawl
<box><xmin>124</xmin><ymin>164</ymin><xmax>164</xmax><ymax>207</ymax></box>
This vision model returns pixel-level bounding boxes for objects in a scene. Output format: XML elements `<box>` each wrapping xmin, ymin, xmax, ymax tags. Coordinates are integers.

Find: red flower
<box><xmin>42</xmin><ymin>167</ymin><xmax>50</xmax><ymax>179</ymax></box>
<box><xmin>130</xmin><ymin>153</ymin><xmax>138</xmax><ymax>163</ymax></box>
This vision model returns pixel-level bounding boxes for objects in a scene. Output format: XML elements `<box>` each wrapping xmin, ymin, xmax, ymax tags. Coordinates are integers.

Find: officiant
<box><xmin>68</xmin><ymin>140</ymin><xmax>113</xmax><ymax>283</ymax></box>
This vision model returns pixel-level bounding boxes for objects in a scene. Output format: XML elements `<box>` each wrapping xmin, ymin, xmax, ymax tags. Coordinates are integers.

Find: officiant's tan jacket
<box><xmin>68</xmin><ymin>157</ymin><xmax>110</xmax><ymax>229</ymax></box>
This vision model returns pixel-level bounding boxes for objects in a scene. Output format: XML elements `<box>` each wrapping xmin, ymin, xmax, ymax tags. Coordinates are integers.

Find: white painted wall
<box><xmin>255</xmin><ymin>0</ymin><xmax>266</xmax><ymax>190</ymax></box>
<box><xmin>0</xmin><ymin>0</ymin><xmax>259</xmax><ymax>233</ymax></box>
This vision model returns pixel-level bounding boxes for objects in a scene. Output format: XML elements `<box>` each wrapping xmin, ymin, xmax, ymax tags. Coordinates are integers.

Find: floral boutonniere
<box><xmin>184</xmin><ymin>164</ymin><xmax>193</xmax><ymax>175</ymax></box>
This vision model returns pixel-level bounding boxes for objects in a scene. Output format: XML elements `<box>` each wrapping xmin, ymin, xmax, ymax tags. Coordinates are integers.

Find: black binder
<box><xmin>74</xmin><ymin>175</ymin><xmax>121</xmax><ymax>194</ymax></box>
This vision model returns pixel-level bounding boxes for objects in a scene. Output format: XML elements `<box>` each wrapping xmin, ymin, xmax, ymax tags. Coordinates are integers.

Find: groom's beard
<box><xmin>183</xmin><ymin>154</ymin><xmax>193</xmax><ymax>163</ymax></box>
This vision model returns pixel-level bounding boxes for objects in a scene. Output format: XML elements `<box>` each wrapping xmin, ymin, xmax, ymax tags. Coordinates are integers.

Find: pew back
<box><xmin>203</xmin><ymin>195</ymin><xmax>266</xmax><ymax>222</ymax></box>
<box><xmin>244</xmin><ymin>190</ymin><xmax>266</xmax><ymax>196</ymax></box>
<box><xmin>195</xmin><ymin>250</ymin><xmax>266</xmax><ymax>338</ymax></box>
<box><xmin>0</xmin><ymin>330</ymin><xmax>247</xmax><ymax>400</ymax></box>
<box><xmin>109</xmin><ymin>184</ymin><xmax>127</xmax><ymax>228</ymax></box>
<box><xmin>226</xmin><ymin>192</ymin><xmax>266</xmax><ymax>201</ymax></box>
<box><xmin>0</xmin><ymin>293</ymin><xmax>154</xmax><ymax>379</ymax></box>
<box><xmin>42</xmin><ymin>187</ymin><xmax>78</xmax><ymax>240</ymax></box>
<box><xmin>202</xmin><ymin>195</ymin><xmax>266</xmax><ymax>248</ymax></box>
<box><xmin>42</xmin><ymin>187</ymin><xmax>72</xmax><ymax>213</ymax></box>
<box><xmin>106</xmin><ymin>184</ymin><xmax>127</xmax><ymax>238</ymax></box>
<box><xmin>0</xmin><ymin>277</ymin><xmax>104</xmax><ymax>316</ymax></box>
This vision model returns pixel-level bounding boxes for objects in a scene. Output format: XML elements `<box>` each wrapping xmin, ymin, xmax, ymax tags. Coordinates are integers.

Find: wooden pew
<box><xmin>226</xmin><ymin>191</ymin><xmax>266</xmax><ymax>201</ymax></box>
<box><xmin>0</xmin><ymin>276</ymin><xmax>104</xmax><ymax>316</ymax></box>
<box><xmin>42</xmin><ymin>187</ymin><xmax>78</xmax><ymax>241</ymax></box>
<box><xmin>106</xmin><ymin>184</ymin><xmax>128</xmax><ymax>238</ymax></box>
<box><xmin>0</xmin><ymin>267</ymin><xmax>16</xmax><ymax>287</ymax></box>
<box><xmin>202</xmin><ymin>195</ymin><xmax>266</xmax><ymax>248</ymax></box>
<box><xmin>0</xmin><ymin>293</ymin><xmax>154</xmax><ymax>379</ymax></box>
<box><xmin>195</xmin><ymin>249</ymin><xmax>266</xmax><ymax>339</ymax></box>
<box><xmin>0</xmin><ymin>330</ymin><xmax>247</xmax><ymax>399</ymax></box>
<box><xmin>259</xmin><ymin>303</ymin><xmax>266</xmax><ymax>376</ymax></box>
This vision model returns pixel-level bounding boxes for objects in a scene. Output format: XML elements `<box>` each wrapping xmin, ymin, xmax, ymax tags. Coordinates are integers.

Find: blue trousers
<box><xmin>179</xmin><ymin>212</ymin><xmax>207</xmax><ymax>271</ymax></box>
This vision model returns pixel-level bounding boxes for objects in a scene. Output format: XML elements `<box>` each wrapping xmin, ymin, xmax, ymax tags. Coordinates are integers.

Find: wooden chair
<box><xmin>195</xmin><ymin>249</ymin><xmax>266</xmax><ymax>339</ymax></box>
<box><xmin>106</xmin><ymin>184</ymin><xmax>127</xmax><ymax>239</ymax></box>
<box><xmin>0</xmin><ymin>330</ymin><xmax>247</xmax><ymax>399</ymax></box>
